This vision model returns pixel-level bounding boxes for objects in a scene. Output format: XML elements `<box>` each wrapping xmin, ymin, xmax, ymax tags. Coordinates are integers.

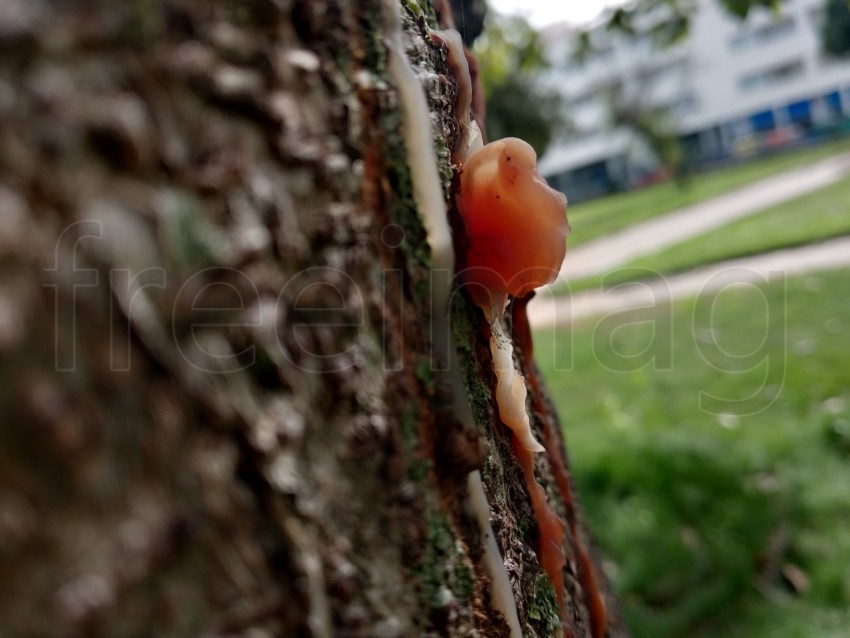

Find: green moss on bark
<box><xmin>528</xmin><ymin>573</ymin><xmax>563</xmax><ymax>637</ymax></box>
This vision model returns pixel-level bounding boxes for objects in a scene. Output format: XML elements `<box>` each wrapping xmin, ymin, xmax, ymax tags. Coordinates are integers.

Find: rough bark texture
<box><xmin>0</xmin><ymin>1</ymin><xmax>625</xmax><ymax>636</ymax></box>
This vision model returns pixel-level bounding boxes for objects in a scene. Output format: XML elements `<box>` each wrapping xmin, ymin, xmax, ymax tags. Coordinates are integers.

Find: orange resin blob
<box><xmin>458</xmin><ymin>138</ymin><xmax>569</xmax><ymax>317</ymax></box>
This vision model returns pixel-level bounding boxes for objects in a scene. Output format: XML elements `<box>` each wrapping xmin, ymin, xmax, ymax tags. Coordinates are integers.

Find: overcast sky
<box><xmin>486</xmin><ymin>0</ymin><xmax>629</xmax><ymax>27</ymax></box>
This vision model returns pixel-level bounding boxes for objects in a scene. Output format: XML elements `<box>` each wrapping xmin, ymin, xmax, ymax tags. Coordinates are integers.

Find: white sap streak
<box><xmin>383</xmin><ymin>0</ymin><xmax>453</xmax><ymax>283</ymax></box>
<box><xmin>467</xmin><ymin>470</ymin><xmax>524</xmax><ymax>638</ymax></box>
<box><xmin>382</xmin><ymin>2</ymin><xmax>522</xmax><ymax>635</ymax></box>
<box><xmin>489</xmin><ymin>319</ymin><xmax>545</xmax><ymax>453</ymax></box>
<box><xmin>431</xmin><ymin>28</ymin><xmax>483</xmax><ymax>163</ymax></box>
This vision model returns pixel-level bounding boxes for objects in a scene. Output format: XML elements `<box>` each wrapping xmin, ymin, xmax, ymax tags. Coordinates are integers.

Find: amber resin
<box><xmin>457</xmin><ymin>137</ymin><xmax>569</xmax><ymax>321</ymax></box>
<box><xmin>457</xmin><ymin>137</ymin><xmax>569</xmax><ymax>453</ymax></box>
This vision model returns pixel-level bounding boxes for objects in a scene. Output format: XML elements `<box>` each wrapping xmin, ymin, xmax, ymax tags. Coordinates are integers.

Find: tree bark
<box><xmin>0</xmin><ymin>1</ymin><xmax>626</xmax><ymax>636</ymax></box>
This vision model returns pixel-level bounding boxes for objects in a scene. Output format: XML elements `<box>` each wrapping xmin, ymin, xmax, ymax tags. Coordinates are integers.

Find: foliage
<box><xmin>587</xmin><ymin>0</ymin><xmax>782</xmax><ymax>47</ymax></box>
<box><xmin>571</xmin><ymin>0</ymin><xmax>785</xmax><ymax>179</ymax></box>
<box><xmin>474</xmin><ymin>15</ymin><xmax>548</xmax><ymax>93</ymax></box>
<box><xmin>484</xmin><ymin>76</ymin><xmax>565</xmax><ymax>157</ymax></box>
<box><xmin>821</xmin><ymin>0</ymin><xmax>850</xmax><ymax>57</ymax></box>
<box><xmin>572</xmin><ymin>2</ymin><xmax>687</xmax><ymax>61</ymax></box>
<box><xmin>473</xmin><ymin>14</ymin><xmax>566</xmax><ymax>156</ymax></box>
<box><xmin>449</xmin><ymin>0</ymin><xmax>488</xmax><ymax>45</ymax></box>
<box><xmin>573</xmin><ymin>0</ymin><xmax>792</xmax><ymax>60</ymax></box>
<box><xmin>479</xmin><ymin>1</ymin><xmax>787</xmax><ymax>163</ymax></box>
<box><xmin>604</xmin><ymin>85</ymin><xmax>685</xmax><ymax>178</ymax></box>
<box><xmin>717</xmin><ymin>0</ymin><xmax>783</xmax><ymax>18</ymax></box>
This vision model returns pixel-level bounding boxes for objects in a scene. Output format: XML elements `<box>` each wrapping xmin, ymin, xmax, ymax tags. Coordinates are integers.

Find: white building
<box><xmin>539</xmin><ymin>0</ymin><xmax>850</xmax><ymax>200</ymax></box>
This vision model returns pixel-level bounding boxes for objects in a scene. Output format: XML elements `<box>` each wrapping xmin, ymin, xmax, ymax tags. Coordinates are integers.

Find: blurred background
<box><xmin>467</xmin><ymin>0</ymin><xmax>850</xmax><ymax>635</ymax></box>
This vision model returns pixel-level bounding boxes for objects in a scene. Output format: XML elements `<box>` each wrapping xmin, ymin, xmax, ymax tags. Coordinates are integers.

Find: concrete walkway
<box><xmin>528</xmin><ymin>236</ymin><xmax>850</xmax><ymax>328</ymax></box>
<box><xmin>557</xmin><ymin>151</ymin><xmax>850</xmax><ymax>282</ymax></box>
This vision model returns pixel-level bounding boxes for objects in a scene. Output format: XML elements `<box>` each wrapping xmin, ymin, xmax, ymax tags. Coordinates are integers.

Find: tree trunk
<box><xmin>0</xmin><ymin>1</ymin><xmax>626</xmax><ymax>636</ymax></box>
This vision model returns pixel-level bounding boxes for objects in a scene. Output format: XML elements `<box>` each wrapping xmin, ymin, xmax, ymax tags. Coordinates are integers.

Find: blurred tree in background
<box><xmin>605</xmin><ymin>88</ymin><xmax>686</xmax><ymax>180</ymax></box>
<box><xmin>474</xmin><ymin>0</ymin><xmax>789</xmax><ymax>170</ymax></box>
<box><xmin>473</xmin><ymin>15</ymin><xmax>567</xmax><ymax>156</ymax></box>
<box><xmin>573</xmin><ymin>0</ymin><xmax>785</xmax><ymax>62</ymax></box>
<box><xmin>448</xmin><ymin>0</ymin><xmax>488</xmax><ymax>44</ymax></box>
<box><xmin>822</xmin><ymin>0</ymin><xmax>850</xmax><ymax>57</ymax></box>
<box><xmin>568</xmin><ymin>0</ymin><xmax>787</xmax><ymax>179</ymax></box>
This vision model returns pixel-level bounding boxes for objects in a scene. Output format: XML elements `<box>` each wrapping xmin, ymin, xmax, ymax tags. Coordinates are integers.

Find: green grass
<box><xmin>566</xmin><ymin>137</ymin><xmax>850</xmax><ymax>248</ymax></box>
<box><xmin>534</xmin><ymin>268</ymin><xmax>850</xmax><ymax>638</ymax></box>
<box><xmin>620</xmin><ymin>177</ymin><xmax>850</xmax><ymax>279</ymax></box>
<box><xmin>569</xmin><ymin>176</ymin><xmax>850</xmax><ymax>292</ymax></box>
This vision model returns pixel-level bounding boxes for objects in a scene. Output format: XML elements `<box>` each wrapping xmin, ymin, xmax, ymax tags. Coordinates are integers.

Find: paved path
<box><xmin>557</xmin><ymin>151</ymin><xmax>850</xmax><ymax>282</ymax></box>
<box><xmin>529</xmin><ymin>235</ymin><xmax>850</xmax><ymax>328</ymax></box>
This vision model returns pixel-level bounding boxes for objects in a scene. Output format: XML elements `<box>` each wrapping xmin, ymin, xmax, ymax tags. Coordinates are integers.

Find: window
<box><xmin>729</xmin><ymin>17</ymin><xmax>796</xmax><ymax>50</ymax></box>
<box><xmin>786</xmin><ymin>99</ymin><xmax>811</xmax><ymax>124</ymax></box>
<box><xmin>739</xmin><ymin>60</ymin><xmax>805</xmax><ymax>91</ymax></box>
<box><xmin>637</xmin><ymin>60</ymin><xmax>681</xmax><ymax>84</ymax></box>
<box><xmin>671</xmin><ymin>94</ymin><xmax>698</xmax><ymax>115</ymax></box>
<box><xmin>563</xmin><ymin>129</ymin><xmax>599</xmax><ymax>144</ymax></box>
<box><xmin>749</xmin><ymin>110</ymin><xmax>776</xmax><ymax>132</ymax></box>
<box><xmin>824</xmin><ymin>91</ymin><xmax>843</xmax><ymax>115</ymax></box>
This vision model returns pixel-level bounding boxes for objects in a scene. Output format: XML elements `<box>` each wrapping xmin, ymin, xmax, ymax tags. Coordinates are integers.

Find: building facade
<box><xmin>539</xmin><ymin>0</ymin><xmax>850</xmax><ymax>201</ymax></box>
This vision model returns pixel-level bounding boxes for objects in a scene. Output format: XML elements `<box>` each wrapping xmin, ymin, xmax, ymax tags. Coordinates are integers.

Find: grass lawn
<box><xmin>569</xmin><ymin>175</ymin><xmax>850</xmax><ymax>292</ymax></box>
<box><xmin>533</xmin><ymin>268</ymin><xmax>850</xmax><ymax>638</ymax></box>
<box><xmin>566</xmin><ymin>136</ymin><xmax>850</xmax><ymax>248</ymax></box>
